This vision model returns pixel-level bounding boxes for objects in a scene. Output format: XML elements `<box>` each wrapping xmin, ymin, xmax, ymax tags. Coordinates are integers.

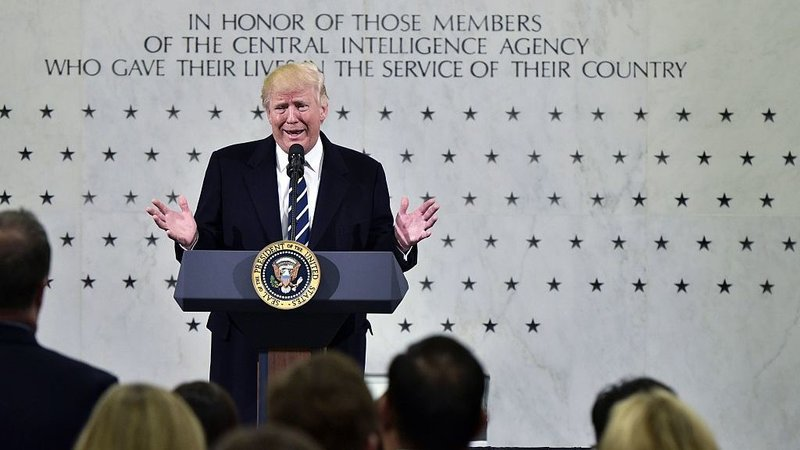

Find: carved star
<box><xmin>60</xmin><ymin>147</ymin><xmax>75</xmax><ymax>161</ymax></box>
<box><xmin>420</xmin><ymin>192</ymin><xmax>434</xmax><ymax>202</ymax></box>
<box><xmin>717</xmin><ymin>279</ymin><xmax>732</xmax><ymax>293</ymax></box>
<box><xmin>717</xmin><ymin>193</ymin><xmax>732</xmax><ymax>207</ymax></box>
<box><xmin>336</xmin><ymin>106</ymin><xmax>349</xmax><ymax>120</ymax></box>
<box><xmin>591</xmin><ymin>193</ymin><xmax>604</xmax><ymax>206</ymax></box>
<box><xmin>124</xmin><ymin>190</ymin><xmax>138</xmax><ymax>204</ymax></box>
<box><xmin>463</xmin><ymin>192</ymin><xmax>476</xmax><ymax>205</ymax></box>
<box><xmin>634</xmin><ymin>107</ymin><xmax>647</xmax><ymax>121</ymax></box>
<box><xmin>591</xmin><ymin>107</ymin><xmax>605</xmax><ymax>121</ymax></box>
<box><xmin>441</xmin><ymin>319</ymin><xmax>455</xmax><ymax>332</ymax></box>
<box><xmin>40</xmin><ymin>104</ymin><xmax>53</xmax><ymax>118</ymax></box>
<box><xmin>485</xmin><ymin>150</ymin><xmax>499</xmax><ymax>163</ymax></box>
<box><xmin>632</xmin><ymin>192</ymin><xmax>646</xmax><ymax>206</ymax></box>
<box><xmin>740</xmin><ymin>151</ymin><xmax>754</xmax><ymax>165</ymax></box>
<box><xmin>145</xmin><ymin>148</ymin><xmax>159</xmax><ymax>161</ymax></box>
<box><xmin>655</xmin><ymin>150</ymin><xmax>670</xmax><ymax>164</ymax></box>
<box><xmin>251</xmin><ymin>106</ymin><xmax>264</xmax><ymax>119</ymax></box>
<box><xmin>762</xmin><ymin>108</ymin><xmax>776</xmax><ymax>122</ymax></box>
<box><xmin>19</xmin><ymin>147</ymin><xmax>32</xmax><ymax>160</ymax></box>
<box><xmin>632</xmin><ymin>278</ymin><xmax>646</xmax><ymax>292</ymax></box>
<box><xmin>484</xmin><ymin>235</ymin><xmax>497</xmax><ymax>248</ymax></box>
<box><xmin>760</xmin><ymin>279</ymin><xmax>774</xmax><ymax>294</ymax></box>
<box><xmin>103</xmin><ymin>147</ymin><xmax>116</xmax><ymax>161</ymax></box>
<box><xmin>421</xmin><ymin>106</ymin><xmax>434</xmax><ymax>121</ymax></box>
<box><xmin>697</xmin><ymin>236</ymin><xmax>711</xmax><ymax>251</ymax></box>
<box><xmin>783</xmin><ymin>236</ymin><xmax>796</xmax><ymax>251</ymax></box>
<box><xmin>505</xmin><ymin>278</ymin><xmax>518</xmax><ymax>291</ymax></box>
<box><xmin>81</xmin><ymin>275</ymin><xmax>95</xmax><ymax>288</ymax></box>
<box><xmin>47</xmin><ymin>279</ymin><xmax>53</xmax><ymax>289</ymax></box>
<box><xmin>82</xmin><ymin>191</ymin><xmax>96</xmax><ymax>204</ymax></box>
<box><xmin>547</xmin><ymin>277</ymin><xmax>561</xmax><ymax>291</ymax></box>
<box><xmin>570</xmin><ymin>235</ymin><xmax>583</xmax><ymax>249</ymax></box>
<box><xmin>676</xmin><ymin>108</ymin><xmax>691</xmax><ymax>121</ymax></box>
<box><xmin>441</xmin><ymin>234</ymin><xmax>454</xmax><ymax>247</ymax></box>
<box><xmin>483</xmin><ymin>319</ymin><xmax>497</xmax><ymax>333</ymax></box>
<box><xmin>60</xmin><ymin>233</ymin><xmax>75</xmax><ymax>247</ymax></box>
<box><xmin>570</xmin><ymin>150</ymin><xmax>584</xmax><ymax>164</ymax></box>
<box><xmin>187</xmin><ymin>148</ymin><xmax>201</xmax><ymax>161</ymax></box>
<box><xmin>39</xmin><ymin>190</ymin><xmax>54</xmax><ymax>205</ymax></box>
<box><xmin>783</xmin><ymin>151</ymin><xmax>796</xmax><ymax>166</ymax></box>
<box><xmin>187</xmin><ymin>318</ymin><xmax>200</xmax><ymax>331</ymax></box>
<box><xmin>209</xmin><ymin>105</ymin><xmax>222</xmax><ymax>119</ymax></box>
<box><xmin>442</xmin><ymin>149</ymin><xmax>456</xmax><ymax>163</ymax></box>
<box><xmin>462</xmin><ymin>277</ymin><xmax>476</xmax><ymax>290</ymax></box>
<box><xmin>612</xmin><ymin>151</ymin><xmax>627</xmax><ymax>164</ymax></box>
<box><xmin>548</xmin><ymin>192</ymin><xmax>561</xmax><ymax>205</ymax></box>
<box><xmin>655</xmin><ymin>236</ymin><xmax>669</xmax><ymax>250</ymax></box>
<box><xmin>463</xmin><ymin>106</ymin><xmax>477</xmax><ymax>120</ymax></box>
<box><xmin>505</xmin><ymin>192</ymin><xmax>519</xmax><ymax>205</ymax></box>
<box><xmin>0</xmin><ymin>104</ymin><xmax>11</xmax><ymax>118</ymax></box>
<box><xmin>675</xmin><ymin>193</ymin><xmax>689</xmax><ymax>207</ymax></box>
<box><xmin>528</xmin><ymin>150</ymin><xmax>541</xmax><ymax>163</ymax></box>
<box><xmin>675</xmin><ymin>278</ymin><xmax>689</xmax><ymax>293</ymax></box>
<box><xmin>549</xmin><ymin>107</ymin><xmax>562</xmax><ymax>121</ymax></box>
<box><xmin>123</xmin><ymin>275</ymin><xmax>136</xmax><ymax>288</ymax></box>
<box><xmin>145</xmin><ymin>233</ymin><xmax>159</xmax><ymax>246</ymax></box>
<box><xmin>590</xmin><ymin>278</ymin><xmax>604</xmax><ymax>292</ymax></box>
<box><xmin>527</xmin><ymin>234</ymin><xmax>541</xmax><ymax>248</ymax></box>
<box><xmin>612</xmin><ymin>236</ymin><xmax>626</xmax><ymax>249</ymax></box>
<box><xmin>167</xmin><ymin>191</ymin><xmax>180</xmax><ymax>204</ymax></box>
<box><xmin>0</xmin><ymin>191</ymin><xmax>11</xmax><ymax>205</ymax></box>
<box><xmin>526</xmin><ymin>318</ymin><xmax>541</xmax><ymax>333</ymax></box>
<box><xmin>420</xmin><ymin>276</ymin><xmax>434</xmax><ymax>290</ymax></box>
<box><xmin>82</xmin><ymin>104</ymin><xmax>95</xmax><ymax>118</ymax></box>
<box><xmin>103</xmin><ymin>233</ymin><xmax>117</xmax><ymax>247</ymax></box>
<box><xmin>719</xmin><ymin>108</ymin><xmax>733</xmax><ymax>122</ymax></box>
<box><xmin>506</xmin><ymin>107</ymin><xmax>520</xmax><ymax>120</ymax></box>
<box><xmin>739</xmin><ymin>236</ymin><xmax>753</xmax><ymax>251</ymax></box>
<box><xmin>165</xmin><ymin>275</ymin><xmax>178</xmax><ymax>289</ymax></box>
<box><xmin>378</xmin><ymin>106</ymin><xmax>392</xmax><ymax>120</ymax></box>
<box><xmin>760</xmin><ymin>193</ymin><xmax>774</xmax><ymax>208</ymax></box>
<box><xmin>167</xmin><ymin>105</ymin><xmax>180</xmax><ymax>118</ymax></box>
<box><xmin>400</xmin><ymin>149</ymin><xmax>413</xmax><ymax>163</ymax></box>
<box><xmin>124</xmin><ymin>105</ymin><xmax>137</xmax><ymax>118</ymax></box>
<box><xmin>398</xmin><ymin>319</ymin><xmax>412</xmax><ymax>332</ymax></box>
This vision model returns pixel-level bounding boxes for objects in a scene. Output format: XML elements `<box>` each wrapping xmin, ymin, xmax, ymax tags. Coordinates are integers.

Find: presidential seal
<box><xmin>251</xmin><ymin>240</ymin><xmax>321</xmax><ymax>310</ymax></box>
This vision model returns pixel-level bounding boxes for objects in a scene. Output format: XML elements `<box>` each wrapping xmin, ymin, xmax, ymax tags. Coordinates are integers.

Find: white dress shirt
<box><xmin>275</xmin><ymin>138</ymin><xmax>323</xmax><ymax>240</ymax></box>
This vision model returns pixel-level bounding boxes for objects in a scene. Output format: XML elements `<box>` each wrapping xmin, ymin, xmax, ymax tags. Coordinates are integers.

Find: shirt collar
<box><xmin>275</xmin><ymin>137</ymin><xmax>323</xmax><ymax>177</ymax></box>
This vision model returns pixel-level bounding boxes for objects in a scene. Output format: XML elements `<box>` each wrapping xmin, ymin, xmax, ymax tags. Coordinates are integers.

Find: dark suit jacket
<box><xmin>0</xmin><ymin>322</ymin><xmax>118</xmax><ymax>450</ymax></box>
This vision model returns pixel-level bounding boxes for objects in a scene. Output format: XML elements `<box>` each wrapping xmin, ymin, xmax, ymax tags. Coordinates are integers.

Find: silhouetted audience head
<box><xmin>598</xmin><ymin>388</ymin><xmax>719</xmax><ymax>450</ymax></box>
<box><xmin>74</xmin><ymin>383</ymin><xmax>205</xmax><ymax>450</ymax></box>
<box><xmin>267</xmin><ymin>352</ymin><xmax>379</xmax><ymax>450</ymax></box>
<box><xmin>174</xmin><ymin>380</ymin><xmax>239</xmax><ymax>448</ymax></box>
<box><xmin>0</xmin><ymin>209</ymin><xmax>50</xmax><ymax>324</ymax></box>
<box><xmin>591</xmin><ymin>376</ymin><xmax>675</xmax><ymax>442</ymax></box>
<box><xmin>215</xmin><ymin>424</ymin><xmax>324</xmax><ymax>450</ymax></box>
<box><xmin>380</xmin><ymin>335</ymin><xmax>486</xmax><ymax>450</ymax></box>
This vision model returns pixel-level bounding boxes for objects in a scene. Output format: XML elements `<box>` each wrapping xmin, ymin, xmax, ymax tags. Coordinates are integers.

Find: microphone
<box><xmin>287</xmin><ymin>144</ymin><xmax>305</xmax><ymax>242</ymax></box>
<box><xmin>288</xmin><ymin>144</ymin><xmax>305</xmax><ymax>178</ymax></box>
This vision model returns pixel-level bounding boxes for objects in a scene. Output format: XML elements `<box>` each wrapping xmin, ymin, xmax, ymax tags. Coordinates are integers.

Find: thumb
<box><xmin>398</xmin><ymin>196</ymin><xmax>409</xmax><ymax>215</ymax></box>
<box><xmin>178</xmin><ymin>195</ymin><xmax>192</xmax><ymax>214</ymax></box>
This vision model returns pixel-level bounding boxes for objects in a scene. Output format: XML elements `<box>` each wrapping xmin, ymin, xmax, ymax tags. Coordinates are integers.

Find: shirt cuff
<box><xmin>180</xmin><ymin>232</ymin><xmax>199</xmax><ymax>251</ymax></box>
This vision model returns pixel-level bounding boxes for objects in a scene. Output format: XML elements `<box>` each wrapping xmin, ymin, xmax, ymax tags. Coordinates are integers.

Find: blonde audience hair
<box><xmin>598</xmin><ymin>388</ymin><xmax>719</xmax><ymax>450</ymax></box>
<box><xmin>261</xmin><ymin>61</ymin><xmax>328</xmax><ymax>109</ymax></box>
<box><xmin>73</xmin><ymin>383</ymin><xmax>205</xmax><ymax>450</ymax></box>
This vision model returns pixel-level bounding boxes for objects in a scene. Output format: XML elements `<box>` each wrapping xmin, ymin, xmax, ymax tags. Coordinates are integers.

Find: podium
<box><xmin>174</xmin><ymin>250</ymin><xmax>408</xmax><ymax>423</ymax></box>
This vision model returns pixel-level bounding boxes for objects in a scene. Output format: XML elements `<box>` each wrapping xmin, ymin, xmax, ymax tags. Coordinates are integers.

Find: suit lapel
<box><xmin>310</xmin><ymin>133</ymin><xmax>349</xmax><ymax>248</ymax></box>
<box><xmin>243</xmin><ymin>136</ymin><xmax>283</xmax><ymax>243</ymax></box>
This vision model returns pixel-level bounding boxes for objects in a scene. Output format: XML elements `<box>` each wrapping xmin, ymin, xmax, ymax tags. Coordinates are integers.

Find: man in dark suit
<box><xmin>0</xmin><ymin>209</ymin><xmax>118</xmax><ymax>450</ymax></box>
<box><xmin>147</xmin><ymin>62</ymin><xmax>439</xmax><ymax>422</ymax></box>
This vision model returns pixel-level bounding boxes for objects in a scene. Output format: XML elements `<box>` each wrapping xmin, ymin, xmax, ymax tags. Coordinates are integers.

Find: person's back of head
<box><xmin>0</xmin><ymin>209</ymin><xmax>50</xmax><ymax>322</ymax></box>
<box><xmin>267</xmin><ymin>352</ymin><xmax>378</xmax><ymax>450</ymax></box>
<box><xmin>383</xmin><ymin>335</ymin><xmax>486</xmax><ymax>450</ymax></box>
<box><xmin>598</xmin><ymin>388</ymin><xmax>719</xmax><ymax>450</ymax></box>
<box><xmin>591</xmin><ymin>376</ymin><xmax>675</xmax><ymax>442</ymax></box>
<box><xmin>174</xmin><ymin>380</ymin><xmax>239</xmax><ymax>448</ymax></box>
<box><xmin>74</xmin><ymin>383</ymin><xmax>205</xmax><ymax>450</ymax></box>
<box><xmin>215</xmin><ymin>424</ymin><xmax>324</xmax><ymax>450</ymax></box>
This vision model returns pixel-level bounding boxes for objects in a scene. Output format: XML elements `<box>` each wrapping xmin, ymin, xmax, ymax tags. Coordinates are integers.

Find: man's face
<box><xmin>267</xmin><ymin>86</ymin><xmax>328</xmax><ymax>153</ymax></box>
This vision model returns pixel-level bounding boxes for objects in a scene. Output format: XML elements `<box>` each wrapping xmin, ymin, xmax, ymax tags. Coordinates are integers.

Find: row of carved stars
<box><xmin>180</xmin><ymin>317</ymin><xmax>542</xmax><ymax>334</ymax></box>
<box><xmin>9</xmin><ymin>146</ymin><xmax>798</xmax><ymax>168</ymax></box>
<box><xmin>0</xmin><ymin>189</ymin><xmax>787</xmax><ymax>210</ymax></box>
<box><xmin>47</xmin><ymin>274</ymin><xmax>777</xmax><ymax>296</ymax></box>
<box><xmin>0</xmin><ymin>104</ymin><xmax>781</xmax><ymax>123</ymax></box>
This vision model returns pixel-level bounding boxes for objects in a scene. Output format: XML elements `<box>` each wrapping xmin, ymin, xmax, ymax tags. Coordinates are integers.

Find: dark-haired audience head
<box><xmin>267</xmin><ymin>352</ymin><xmax>379</xmax><ymax>450</ymax></box>
<box><xmin>174</xmin><ymin>380</ymin><xmax>239</xmax><ymax>448</ymax></box>
<box><xmin>0</xmin><ymin>209</ymin><xmax>51</xmax><ymax>329</ymax></box>
<box><xmin>380</xmin><ymin>335</ymin><xmax>486</xmax><ymax>450</ymax></box>
<box><xmin>215</xmin><ymin>424</ymin><xmax>324</xmax><ymax>450</ymax></box>
<box><xmin>591</xmin><ymin>376</ymin><xmax>676</xmax><ymax>442</ymax></box>
<box><xmin>74</xmin><ymin>383</ymin><xmax>205</xmax><ymax>450</ymax></box>
<box><xmin>598</xmin><ymin>388</ymin><xmax>719</xmax><ymax>450</ymax></box>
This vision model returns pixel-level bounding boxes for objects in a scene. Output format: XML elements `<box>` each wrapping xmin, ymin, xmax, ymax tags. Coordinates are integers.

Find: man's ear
<box><xmin>376</xmin><ymin>393</ymin><xmax>394</xmax><ymax>432</ymax></box>
<box><xmin>32</xmin><ymin>277</ymin><xmax>46</xmax><ymax>312</ymax></box>
<box><xmin>474</xmin><ymin>408</ymin><xmax>488</xmax><ymax>440</ymax></box>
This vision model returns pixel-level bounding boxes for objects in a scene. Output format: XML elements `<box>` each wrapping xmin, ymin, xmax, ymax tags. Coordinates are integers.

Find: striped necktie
<box><xmin>288</xmin><ymin>176</ymin><xmax>310</xmax><ymax>245</ymax></box>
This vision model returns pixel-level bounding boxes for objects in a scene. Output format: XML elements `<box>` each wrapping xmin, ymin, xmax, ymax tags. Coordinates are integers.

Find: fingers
<box><xmin>420</xmin><ymin>200</ymin><xmax>440</xmax><ymax>220</ymax></box>
<box><xmin>150</xmin><ymin>198</ymin><xmax>170</xmax><ymax>215</ymax></box>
